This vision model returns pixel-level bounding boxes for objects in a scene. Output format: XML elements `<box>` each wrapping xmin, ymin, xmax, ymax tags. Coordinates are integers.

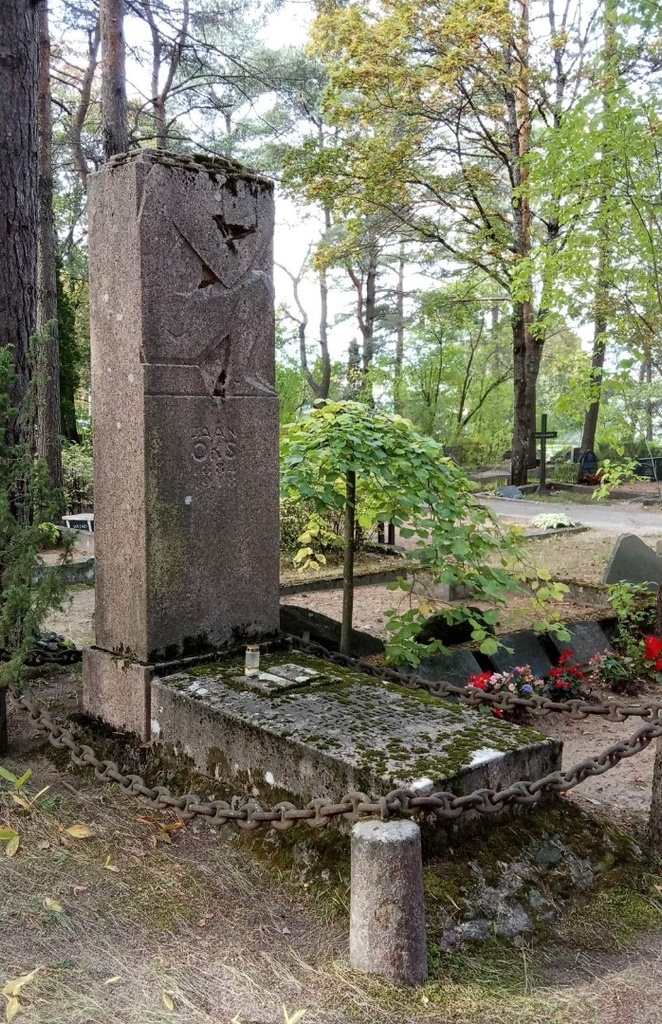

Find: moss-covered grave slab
<box><xmin>150</xmin><ymin>652</ymin><xmax>561</xmax><ymax>809</ymax></box>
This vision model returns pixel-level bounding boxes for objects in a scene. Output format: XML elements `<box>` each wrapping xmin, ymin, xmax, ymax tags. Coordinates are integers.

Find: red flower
<box><xmin>644</xmin><ymin>636</ymin><xmax>662</xmax><ymax>662</ymax></box>
<box><xmin>469</xmin><ymin>672</ymin><xmax>492</xmax><ymax>691</ymax></box>
<box><xmin>558</xmin><ymin>649</ymin><xmax>575</xmax><ymax>666</ymax></box>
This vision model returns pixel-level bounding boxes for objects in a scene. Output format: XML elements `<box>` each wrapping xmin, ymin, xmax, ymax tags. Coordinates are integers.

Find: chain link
<box><xmin>7</xmin><ymin>630</ymin><xmax>662</xmax><ymax>828</ymax></box>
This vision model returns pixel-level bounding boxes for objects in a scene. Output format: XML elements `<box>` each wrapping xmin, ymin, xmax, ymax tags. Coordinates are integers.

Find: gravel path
<box><xmin>483</xmin><ymin>496</ymin><xmax>662</xmax><ymax>533</ymax></box>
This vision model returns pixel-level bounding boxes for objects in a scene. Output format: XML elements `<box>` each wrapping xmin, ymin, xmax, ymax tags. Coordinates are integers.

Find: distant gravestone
<box><xmin>402</xmin><ymin>648</ymin><xmax>484</xmax><ymax>688</ymax></box>
<box><xmin>578</xmin><ymin>449</ymin><xmax>598</xmax><ymax>479</ymax></box>
<box><xmin>488</xmin><ymin>631</ymin><xmax>553</xmax><ymax>680</ymax></box>
<box><xmin>496</xmin><ymin>485</ymin><xmax>524</xmax><ymax>500</ymax></box>
<box><xmin>603</xmin><ymin>533</ymin><xmax>662</xmax><ymax>588</ymax></box>
<box><xmin>280</xmin><ymin>604</ymin><xmax>384</xmax><ymax>657</ymax></box>
<box><xmin>545</xmin><ymin>621</ymin><xmax>612</xmax><ymax>666</ymax></box>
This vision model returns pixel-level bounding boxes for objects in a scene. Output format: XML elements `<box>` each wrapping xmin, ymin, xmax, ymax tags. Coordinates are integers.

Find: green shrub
<box><xmin>61</xmin><ymin>440</ymin><xmax>93</xmax><ymax>514</ymax></box>
<box><xmin>36</xmin><ymin>522</ymin><xmax>61</xmax><ymax>550</ymax></box>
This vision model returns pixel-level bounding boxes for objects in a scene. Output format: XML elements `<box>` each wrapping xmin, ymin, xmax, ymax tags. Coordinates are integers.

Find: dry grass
<box><xmin>3</xmin><ymin>676</ymin><xmax>662</xmax><ymax>1024</ymax></box>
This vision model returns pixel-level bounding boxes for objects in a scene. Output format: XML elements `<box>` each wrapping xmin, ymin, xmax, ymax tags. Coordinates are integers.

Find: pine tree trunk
<box><xmin>340</xmin><ymin>469</ymin><xmax>356</xmax><ymax>657</ymax></box>
<box><xmin>0</xmin><ymin>0</ymin><xmax>39</xmax><ymax>450</ymax></box>
<box><xmin>394</xmin><ymin>244</ymin><xmax>405</xmax><ymax>414</ymax></box>
<box><xmin>100</xmin><ymin>0</ymin><xmax>128</xmax><ymax>158</ymax></box>
<box><xmin>36</xmin><ymin>0</ymin><xmax>63</xmax><ymax>492</ymax></box>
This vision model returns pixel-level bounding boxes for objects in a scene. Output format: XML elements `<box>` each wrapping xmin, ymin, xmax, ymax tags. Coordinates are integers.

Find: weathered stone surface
<box><xmin>403</xmin><ymin>648</ymin><xmax>483</xmax><ymax>688</ymax></box>
<box><xmin>603</xmin><ymin>533</ymin><xmax>662</xmax><ymax>588</ymax></box>
<box><xmin>545</xmin><ymin>620</ymin><xmax>612</xmax><ymax>666</ymax></box>
<box><xmin>87</xmin><ymin>151</ymin><xmax>279</xmax><ymax>667</ymax></box>
<box><xmin>350</xmin><ymin>820</ymin><xmax>427</xmax><ymax>986</ymax></box>
<box><xmin>150</xmin><ymin>651</ymin><xmax>561</xmax><ymax>802</ymax></box>
<box><xmin>280</xmin><ymin>604</ymin><xmax>384</xmax><ymax>657</ymax></box>
<box><xmin>83</xmin><ymin>647</ymin><xmax>152</xmax><ymax>740</ymax></box>
<box><xmin>0</xmin><ymin>688</ymin><xmax>6</xmax><ymax>754</ymax></box>
<box><xmin>488</xmin><ymin>631</ymin><xmax>553</xmax><ymax>680</ymax></box>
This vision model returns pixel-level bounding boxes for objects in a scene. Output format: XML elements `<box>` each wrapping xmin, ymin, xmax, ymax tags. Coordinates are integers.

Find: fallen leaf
<box><xmin>5</xmin><ymin>836</ymin><xmax>19</xmax><ymax>858</ymax></box>
<box><xmin>149</xmin><ymin>836</ymin><xmax>157</xmax><ymax>849</ymax></box>
<box><xmin>2</xmin><ymin>969</ymin><xmax>39</xmax><ymax>998</ymax></box>
<box><xmin>6</xmin><ymin>996</ymin><xmax>21</xmax><ymax>1022</ymax></box>
<box><xmin>10</xmin><ymin>795</ymin><xmax>31</xmax><ymax>812</ymax></box>
<box><xmin>158</xmin><ymin>831</ymin><xmax>172</xmax><ymax>844</ymax></box>
<box><xmin>73</xmin><ymin>885</ymin><xmax>88</xmax><ymax>896</ymax></box>
<box><xmin>104</xmin><ymin>977</ymin><xmax>121</xmax><ymax>986</ymax></box>
<box><xmin>162</xmin><ymin>992</ymin><xmax>174</xmax><ymax>1011</ymax></box>
<box><xmin>65</xmin><ymin>825</ymin><xmax>92</xmax><ymax>839</ymax></box>
<box><xmin>104</xmin><ymin>856</ymin><xmax>120</xmax><ymax>873</ymax></box>
<box><xmin>283</xmin><ymin>1008</ymin><xmax>306</xmax><ymax>1024</ymax></box>
<box><xmin>160</xmin><ymin>822</ymin><xmax>184</xmax><ymax>833</ymax></box>
<box><xmin>43</xmin><ymin>898</ymin><xmax>63</xmax><ymax>913</ymax></box>
<box><xmin>0</xmin><ymin>830</ymin><xmax>18</xmax><ymax>842</ymax></box>
<box><xmin>37</xmin><ymin>841</ymin><xmax>50</xmax><ymax>851</ymax></box>
<box><xmin>197</xmin><ymin>919</ymin><xmax>206</xmax><ymax>928</ymax></box>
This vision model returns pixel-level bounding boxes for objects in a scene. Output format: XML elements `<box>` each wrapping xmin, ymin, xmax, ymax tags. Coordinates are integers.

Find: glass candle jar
<box><xmin>245</xmin><ymin>645</ymin><xmax>260</xmax><ymax>677</ymax></box>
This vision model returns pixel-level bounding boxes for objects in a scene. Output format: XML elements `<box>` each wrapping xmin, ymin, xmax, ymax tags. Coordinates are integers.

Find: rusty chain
<box><xmin>290</xmin><ymin>635</ymin><xmax>662</xmax><ymax>724</ymax></box>
<box><xmin>5</xmin><ymin>633</ymin><xmax>662</xmax><ymax>829</ymax></box>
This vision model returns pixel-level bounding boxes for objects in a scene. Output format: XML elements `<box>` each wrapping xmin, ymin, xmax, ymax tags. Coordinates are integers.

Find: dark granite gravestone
<box><xmin>488</xmin><ymin>631</ymin><xmax>553</xmax><ymax>680</ymax></box>
<box><xmin>416</xmin><ymin>609</ymin><xmax>495</xmax><ymax>647</ymax></box>
<box><xmin>496</xmin><ymin>485</ymin><xmax>524</xmax><ymax>500</ymax></box>
<box><xmin>280</xmin><ymin>604</ymin><xmax>384</xmax><ymax>657</ymax></box>
<box><xmin>603</xmin><ymin>533</ymin><xmax>662</xmax><ymax>588</ymax></box>
<box><xmin>402</xmin><ymin>648</ymin><xmax>484</xmax><ymax>687</ymax></box>
<box><xmin>578</xmin><ymin>449</ymin><xmax>598</xmax><ymax>479</ymax></box>
<box><xmin>545</xmin><ymin>620</ymin><xmax>612</xmax><ymax>666</ymax></box>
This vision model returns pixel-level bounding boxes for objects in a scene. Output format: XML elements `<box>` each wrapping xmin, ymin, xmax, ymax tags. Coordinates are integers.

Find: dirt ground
<box><xmin>2</xmin><ymin>673</ymin><xmax>662</xmax><ymax>1024</ymax></box>
<box><xmin>25</xmin><ymin>526</ymin><xmax>662</xmax><ymax>1023</ymax></box>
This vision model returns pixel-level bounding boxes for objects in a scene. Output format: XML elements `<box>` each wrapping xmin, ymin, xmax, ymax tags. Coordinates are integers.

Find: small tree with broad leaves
<box><xmin>281</xmin><ymin>401</ymin><xmax>568</xmax><ymax>662</ymax></box>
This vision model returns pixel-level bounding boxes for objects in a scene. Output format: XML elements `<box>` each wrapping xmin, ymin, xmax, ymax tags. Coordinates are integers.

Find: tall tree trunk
<box><xmin>580</xmin><ymin>0</ymin><xmax>617</xmax><ymax>454</ymax></box>
<box><xmin>318</xmin><ymin>204</ymin><xmax>332</xmax><ymax>399</ymax></box>
<box><xmin>340</xmin><ymin>469</ymin><xmax>356</xmax><ymax>656</ymax></box>
<box><xmin>580</xmin><ymin>228</ymin><xmax>609</xmax><ymax>454</ymax></box>
<box><xmin>100</xmin><ymin>0</ymin><xmax>128</xmax><ymax>158</ymax></box>
<box><xmin>71</xmin><ymin>20</ymin><xmax>101</xmax><ymax>192</ymax></box>
<box><xmin>394</xmin><ymin>243</ymin><xmax>405</xmax><ymax>414</ymax></box>
<box><xmin>0</xmin><ymin>0</ymin><xmax>39</xmax><ymax>450</ymax></box>
<box><xmin>36</xmin><ymin>0</ymin><xmax>63</xmax><ymax>491</ymax></box>
<box><xmin>645</xmin><ymin>349</ymin><xmax>654</xmax><ymax>442</ymax></box>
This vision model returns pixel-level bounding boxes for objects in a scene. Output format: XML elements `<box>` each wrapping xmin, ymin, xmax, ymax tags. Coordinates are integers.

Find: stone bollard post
<box><xmin>0</xmin><ymin>688</ymin><xmax>7</xmax><ymax>754</ymax></box>
<box><xmin>649</xmin><ymin>737</ymin><xmax>662</xmax><ymax>851</ymax></box>
<box><xmin>350</xmin><ymin>820</ymin><xmax>428</xmax><ymax>986</ymax></box>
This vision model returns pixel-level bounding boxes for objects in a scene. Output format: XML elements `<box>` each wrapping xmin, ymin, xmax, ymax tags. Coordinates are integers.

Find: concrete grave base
<box><xmin>83</xmin><ymin>648</ymin><xmax>153</xmax><ymax>740</ymax></box>
<box><xmin>149</xmin><ymin>651</ymin><xmax>561</xmax><ymax>810</ymax></box>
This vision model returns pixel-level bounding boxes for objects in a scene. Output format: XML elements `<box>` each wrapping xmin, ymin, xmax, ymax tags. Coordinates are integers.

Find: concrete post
<box><xmin>83</xmin><ymin>151</ymin><xmax>280</xmax><ymax>739</ymax></box>
<box><xmin>350</xmin><ymin>819</ymin><xmax>428</xmax><ymax>986</ymax></box>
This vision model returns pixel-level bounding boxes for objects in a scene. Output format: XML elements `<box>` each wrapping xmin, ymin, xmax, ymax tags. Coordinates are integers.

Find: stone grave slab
<box><xmin>545</xmin><ymin>621</ymin><xmax>612</xmax><ymax>666</ymax></box>
<box><xmin>488</xmin><ymin>631</ymin><xmax>553</xmax><ymax>680</ymax></box>
<box><xmin>495</xmin><ymin>485</ymin><xmax>524</xmax><ymax>500</ymax></box>
<box><xmin>400</xmin><ymin>648</ymin><xmax>483</xmax><ymax>688</ymax></box>
<box><xmin>151</xmin><ymin>651</ymin><xmax>561</xmax><ymax>804</ymax></box>
<box><xmin>604</xmin><ymin>533</ymin><xmax>662</xmax><ymax>588</ymax></box>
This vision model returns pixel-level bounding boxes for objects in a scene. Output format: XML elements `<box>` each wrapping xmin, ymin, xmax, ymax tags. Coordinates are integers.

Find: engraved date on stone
<box><xmin>191</xmin><ymin>426</ymin><xmax>237</xmax><ymax>488</ymax></box>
